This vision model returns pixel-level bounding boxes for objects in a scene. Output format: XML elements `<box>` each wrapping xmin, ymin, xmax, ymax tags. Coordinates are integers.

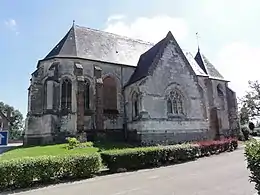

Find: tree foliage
<box><xmin>239</xmin><ymin>104</ymin><xmax>250</xmax><ymax>125</ymax></box>
<box><xmin>0</xmin><ymin>102</ymin><xmax>24</xmax><ymax>140</ymax></box>
<box><xmin>249</xmin><ymin>122</ymin><xmax>255</xmax><ymax>131</ymax></box>
<box><xmin>239</xmin><ymin>80</ymin><xmax>260</xmax><ymax>126</ymax></box>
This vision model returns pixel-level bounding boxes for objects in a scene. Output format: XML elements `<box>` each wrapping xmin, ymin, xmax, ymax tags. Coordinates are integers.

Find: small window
<box><xmin>132</xmin><ymin>92</ymin><xmax>139</xmax><ymax>118</ymax></box>
<box><xmin>84</xmin><ymin>81</ymin><xmax>90</xmax><ymax>110</ymax></box>
<box><xmin>61</xmin><ymin>78</ymin><xmax>72</xmax><ymax>111</ymax></box>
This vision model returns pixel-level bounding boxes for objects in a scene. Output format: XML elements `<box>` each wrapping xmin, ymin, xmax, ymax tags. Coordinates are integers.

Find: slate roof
<box><xmin>44</xmin><ymin>25</ymin><xmax>154</xmax><ymax>66</ymax></box>
<box><xmin>194</xmin><ymin>50</ymin><xmax>226</xmax><ymax>80</ymax></box>
<box><xmin>126</xmin><ymin>38</ymin><xmax>165</xmax><ymax>86</ymax></box>
<box><xmin>44</xmin><ymin>24</ymin><xmax>226</xmax><ymax>85</ymax></box>
<box><xmin>126</xmin><ymin>32</ymin><xmax>208</xmax><ymax>86</ymax></box>
<box><xmin>182</xmin><ymin>50</ymin><xmax>207</xmax><ymax>77</ymax></box>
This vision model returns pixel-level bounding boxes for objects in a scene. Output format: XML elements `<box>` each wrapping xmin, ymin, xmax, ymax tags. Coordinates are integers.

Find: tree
<box><xmin>240</xmin><ymin>80</ymin><xmax>260</xmax><ymax>118</ymax></box>
<box><xmin>239</xmin><ymin>104</ymin><xmax>250</xmax><ymax>125</ymax></box>
<box><xmin>0</xmin><ymin>102</ymin><xmax>24</xmax><ymax>140</ymax></box>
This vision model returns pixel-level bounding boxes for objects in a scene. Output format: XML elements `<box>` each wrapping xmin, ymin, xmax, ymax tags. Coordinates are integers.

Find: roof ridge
<box><xmin>75</xmin><ymin>25</ymin><xmax>154</xmax><ymax>46</ymax></box>
<box><xmin>72</xmin><ymin>25</ymin><xmax>78</xmax><ymax>56</ymax></box>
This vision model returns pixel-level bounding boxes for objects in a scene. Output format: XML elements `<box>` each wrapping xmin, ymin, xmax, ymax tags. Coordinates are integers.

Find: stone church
<box><xmin>24</xmin><ymin>23</ymin><xmax>240</xmax><ymax>145</ymax></box>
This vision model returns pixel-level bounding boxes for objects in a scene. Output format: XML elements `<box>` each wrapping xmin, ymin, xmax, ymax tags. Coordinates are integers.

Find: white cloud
<box><xmin>214</xmin><ymin>42</ymin><xmax>260</xmax><ymax>98</ymax></box>
<box><xmin>4</xmin><ymin>18</ymin><xmax>19</xmax><ymax>35</ymax></box>
<box><xmin>104</xmin><ymin>14</ymin><xmax>257</xmax><ymax>99</ymax></box>
<box><xmin>104</xmin><ymin>15</ymin><xmax>189</xmax><ymax>43</ymax></box>
<box><xmin>107</xmin><ymin>14</ymin><xmax>125</xmax><ymax>23</ymax></box>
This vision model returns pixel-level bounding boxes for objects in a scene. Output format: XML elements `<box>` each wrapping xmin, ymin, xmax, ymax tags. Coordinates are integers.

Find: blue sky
<box><xmin>1</xmin><ymin>0</ymin><xmax>260</xmax><ymax>117</ymax></box>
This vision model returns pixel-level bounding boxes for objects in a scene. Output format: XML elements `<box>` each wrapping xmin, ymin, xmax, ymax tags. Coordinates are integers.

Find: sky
<box><xmin>1</xmin><ymin>0</ymin><xmax>260</xmax><ymax>117</ymax></box>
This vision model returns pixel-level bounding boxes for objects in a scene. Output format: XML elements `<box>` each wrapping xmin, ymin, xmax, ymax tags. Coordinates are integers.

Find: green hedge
<box><xmin>0</xmin><ymin>138</ymin><xmax>239</xmax><ymax>191</ymax></box>
<box><xmin>0</xmin><ymin>153</ymin><xmax>102</xmax><ymax>190</ymax></box>
<box><xmin>101</xmin><ymin>144</ymin><xmax>200</xmax><ymax>172</ymax></box>
<box><xmin>101</xmin><ymin>139</ymin><xmax>238</xmax><ymax>172</ymax></box>
<box><xmin>245</xmin><ymin>139</ymin><xmax>260</xmax><ymax>193</ymax></box>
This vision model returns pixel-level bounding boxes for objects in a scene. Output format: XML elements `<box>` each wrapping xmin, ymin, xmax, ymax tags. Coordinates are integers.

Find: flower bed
<box><xmin>196</xmin><ymin>138</ymin><xmax>238</xmax><ymax>157</ymax></box>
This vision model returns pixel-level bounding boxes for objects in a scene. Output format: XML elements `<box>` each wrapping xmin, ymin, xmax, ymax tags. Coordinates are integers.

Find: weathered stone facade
<box><xmin>24</xmin><ymin>24</ymin><xmax>240</xmax><ymax>145</ymax></box>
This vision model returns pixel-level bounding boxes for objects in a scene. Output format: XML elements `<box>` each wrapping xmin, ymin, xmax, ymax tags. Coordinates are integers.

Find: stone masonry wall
<box><xmin>25</xmin><ymin>57</ymin><xmax>136</xmax><ymax>145</ymax></box>
<box><xmin>210</xmin><ymin>79</ymin><xmax>230</xmax><ymax>136</ymax></box>
<box><xmin>125</xmin><ymin>41</ymin><xmax>210</xmax><ymax>144</ymax></box>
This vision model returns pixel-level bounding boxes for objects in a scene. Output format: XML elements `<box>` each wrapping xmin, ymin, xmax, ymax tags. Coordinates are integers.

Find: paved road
<box><xmin>10</xmin><ymin>148</ymin><xmax>256</xmax><ymax>195</ymax></box>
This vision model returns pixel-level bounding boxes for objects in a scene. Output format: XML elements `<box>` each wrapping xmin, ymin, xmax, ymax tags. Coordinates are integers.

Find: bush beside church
<box><xmin>0</xmin><ymin>138</ymin><xmax>238</xmax><ymax>192</ymax></box>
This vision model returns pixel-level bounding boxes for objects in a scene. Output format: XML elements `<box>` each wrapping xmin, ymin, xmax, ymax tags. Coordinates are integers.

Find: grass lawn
<box><xmin>0</xmin><ymin>141</ymin><xmax>135</xmax><ymax>160</ymax></box>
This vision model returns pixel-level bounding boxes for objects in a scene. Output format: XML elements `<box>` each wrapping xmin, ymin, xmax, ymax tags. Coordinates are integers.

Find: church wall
<box><xmin>210</xmin><ymin>79</ymin><xmax>230</xmax><ymax>136</ymax></box>
<box><xmin>24</xmin><ymin>114</ymin><xmax>58</xmax><ymax>145</ymax></box>
<box><xmin>127</xmin><ymin>41</ymin><xmax>209</xmax><ymax>144</ymax></box>
<box><xmin>140</xmin><ymin>42</ymin><xmax>205</xmax><ymax>119</ymax></box>
<box><xmin>25</xmin><ymin>57</ymin><xmax>136</xmax><ymax>145</ymax></box>
<box><xmin>66</xmin><ymin>58</ymin><xmax>135</xmax><ymax>130</ymax></box>
<box><xmin>127</xmin><ymin>119</ymin><xmax>208</xmax><ymax>145</ymax></box>
<box><xmin>226</xmin><ymin>87</ymin><xmax>240</xmax><ymax>136</ymax></box>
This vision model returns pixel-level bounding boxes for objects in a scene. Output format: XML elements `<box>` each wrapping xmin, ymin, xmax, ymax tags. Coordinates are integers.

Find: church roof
<box><xmin>126</xmin><ymin>38</ymin><xmax>165</xmax><ymax>86</ymax></box>
<box><xmin>44</xmin><ymin>24</ymin><xmax>154</xmax><ymax>66</ymax></box>
<box><xmin>44</xmin><ymin>24</ymin><xmax>226</xmax><ymax>84</ymax></box>
<box><xmin>126</xmin><ymin>32</ymin><xmax>208</xmax><ymax>86</ymax></box>
<box><xmin>182</xmin><ymin>50</ymin><xmax>207</xmax><ymax>76</ymax></box>
<box><xmin>194</xmin><ymin>50</ymin><xmax>226</xmax><ymax>80</ymax></box>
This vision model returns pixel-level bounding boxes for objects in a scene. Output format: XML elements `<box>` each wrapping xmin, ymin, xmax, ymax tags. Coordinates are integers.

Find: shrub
<box><xmin>245</xmin><ymin>139</ymin><xmax>260</xmax><ymax>193</ymax></box>
<box><xmin>196</xmin><ymin>138</ymin><xmax>238</xmax><ymax>157</ymax></box>
<box><xmin>66</xmin><ymin>137</ymin><xmax>80</xmax><ymax>149</ymax></box>
<box><xmin>249</xmin><ymin>122</ymin><xmax>255</xmax><ymax>131</ymax></box>
<box><xmin>242</xmin><ymin>126</ymin><xmax>250</xmax><ymax>140</ymax></box>
<box><xmin>82</xmin><ymin>141</ymin><xmax>94</xmax><ymax>148</ymax></box>
<box><xmin>66</xmin><ymin>137</ymin><xmax>94</xmax><ymax>150</ymax></box>
<box><xmin>101</xmin><ymin>144</ymin><xmax>200</xmax><ymax>172</ymax></box>
<box><xmin>0</xmin><ymin>153</ymin><xmax>102</xmax><ymax>191</ymax></box>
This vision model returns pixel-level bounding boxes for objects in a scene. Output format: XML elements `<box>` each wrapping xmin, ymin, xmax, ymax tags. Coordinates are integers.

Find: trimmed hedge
<box><xmin>0</xmin><ymin>153</ymin><xmax>102</xmax><ymax>190</ymax></box>
<box><xmin>197</xmin><ymin>138</ymin><xmax>238</xmax><ymax>157</ymax></box>
<box><xmin>101</xmin><ymin>144</ymin><xmax>200</xmax><ymax>172</ymax></box>
<box><xmin>245</xmin><ymin>139</ymin><xmax>260</xmax><ymax>193</ymax></box>
<box><xmin>0</xmin><ymin>138</ymin><xmax>239</xmax><ymax>191</ymax></box>
<box><xmin>101</xmin><ymin>139</ymin><xmax>238</xmax><ymax>172</ymax></box>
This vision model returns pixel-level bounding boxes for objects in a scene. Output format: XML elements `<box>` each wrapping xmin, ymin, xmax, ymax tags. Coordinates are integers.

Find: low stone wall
<box><xmin>86</xmin><ymin>129</ymin><xmax>140</xmax><ymax>144</ymax></box>
<box><xmin>139</xmin><ymin>129</ymin><xmax>209</xmax><ymax>145</ymax></box>
<box><xmin>24</xmin><ymin>133</ymin><xmax>53</xmax><ymax>146</ymax></box>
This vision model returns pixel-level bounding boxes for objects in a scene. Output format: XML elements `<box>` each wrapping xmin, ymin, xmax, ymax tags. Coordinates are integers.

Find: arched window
<box><xmin>132</xmin><ymin>92</ymin><xmax>139</xmax><ymax>118</ymax></box>
<box><xmin>103</xmin><ymin>76</ymin><xmax>117</xmax><ymax>111</ymax></box>
<box><xmin>61</xmin><ymin>78</ymin><xmax>72</xmax><ymax>111</ymax></box>
<box><xmin>167</xmin><ymin>90</ymin><xmax>184</xmax><ymax>115</ymax></box>
<box><xmin>84</xmin><ymin>80</ymin><xmax>90</xmax><ymax>110</ymax></box>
